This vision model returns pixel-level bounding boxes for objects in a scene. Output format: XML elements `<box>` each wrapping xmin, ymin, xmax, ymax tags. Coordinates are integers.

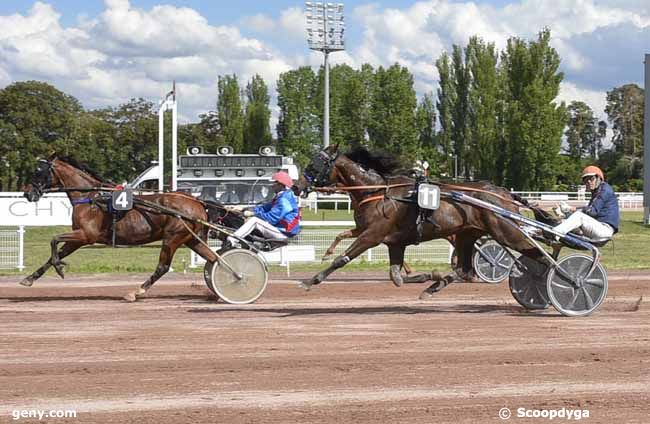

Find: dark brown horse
<box><xmin>297</xmin><ymin>145</ymin><xmax>547</xmax><ymax>297</ymax></box>
<box><xmin>21</xmin><ymin>155</ymin><xmax>222</xmax><ymax>301</ymax></box>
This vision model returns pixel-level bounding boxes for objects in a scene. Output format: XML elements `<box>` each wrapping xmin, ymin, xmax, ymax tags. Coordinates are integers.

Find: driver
<box><xmin>552</xmin><ymin>166</ymin><xmax>619</xmax><ymax>240</ymax></box>
<box><xmin>227</xmin><ymin>171</ymin><xmax>300</xmax><ymax>246</ymax></box>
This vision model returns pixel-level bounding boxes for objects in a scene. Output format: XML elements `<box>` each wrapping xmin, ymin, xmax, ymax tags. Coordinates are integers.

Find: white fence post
<box><xmin>17</xmin><ymin>226</ymin><xmax>25</xmax><ymax>271</ymax></box>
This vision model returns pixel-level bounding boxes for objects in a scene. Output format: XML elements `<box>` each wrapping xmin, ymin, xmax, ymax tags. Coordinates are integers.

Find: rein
<box><xmin>314</xmin><ymin>182</ymin><xmax>414</xmax><ymax>208</ymax></box>
<box><xmin>313</xmin><ymin>181</ymin><xmax>526</xmax><ymax>209</ymax></box>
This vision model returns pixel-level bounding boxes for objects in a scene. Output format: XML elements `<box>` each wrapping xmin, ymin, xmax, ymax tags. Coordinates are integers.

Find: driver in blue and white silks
<box><xmin>553</xmin><ymin>166</ymin><xmax>619</xmax><ymax>240</ymax></box>
<box><xmin>227</xmin><ymin>171</ymin><xmax>301</xmax><ymax>246</ymax></box>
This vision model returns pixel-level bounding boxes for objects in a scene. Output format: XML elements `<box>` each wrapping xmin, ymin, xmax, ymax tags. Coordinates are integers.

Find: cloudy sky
<box><xmin>1</xmin><ymin>0</ymin><xmax>649</xmax><ymax>126</ymax></box>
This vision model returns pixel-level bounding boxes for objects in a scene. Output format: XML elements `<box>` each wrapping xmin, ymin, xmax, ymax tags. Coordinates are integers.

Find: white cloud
<box><xmin>558</xmin><ymin>81</ymin><xmax>608</xmax><ymax>120</ymax></box>
<box><xmin>1</xmin><ymin>0</ymin><xmax>649</xmax><ymax>131</ymax></box>
<box><xmin>0</xmin><ymin>0</ymin><xmax>298</xmax><ymax>124</ymax></box>
<box><xmin>240</xmin><ymin>13</ymin><xmax>276</xmax><ymax>33</ymax></box>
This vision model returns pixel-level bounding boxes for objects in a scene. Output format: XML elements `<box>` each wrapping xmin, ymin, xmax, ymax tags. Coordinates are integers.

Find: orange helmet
<box><xmin>581</xmin><ymin>165</ymin><xmax>604</xmax><ymax>180</ymax></box>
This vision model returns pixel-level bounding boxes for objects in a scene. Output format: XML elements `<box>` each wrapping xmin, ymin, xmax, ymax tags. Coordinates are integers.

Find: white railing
<box><xmin>190</xmin><ymin>221</ymin><xmax>453</xmax><ymax>269</ymax></box>
<box><xmin>300</xmin><ymin>191</ymin><xmax>645</xmax><ymax>211</ymax></box>
<box><xmin>0</xmin><ymin>226</ymin><xmax>25</xmax><ymax>270</ymax></box>
<box><xmin>300</xmin><ymin>193</ymin><xmax>352</xmax><ymax>213</ymax></box>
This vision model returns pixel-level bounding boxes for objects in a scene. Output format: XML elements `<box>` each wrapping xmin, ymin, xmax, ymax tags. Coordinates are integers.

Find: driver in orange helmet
<box><xmin>552</xmin><ymin>166</ymin><xmax>619</xmax><ymax>240</ymax></box>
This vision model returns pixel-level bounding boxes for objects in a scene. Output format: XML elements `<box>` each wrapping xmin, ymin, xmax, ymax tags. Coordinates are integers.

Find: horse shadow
<box><xmin>186</xmin><ymin>303</ymin><xmax>546</xmax><ymax>317</ymax></box>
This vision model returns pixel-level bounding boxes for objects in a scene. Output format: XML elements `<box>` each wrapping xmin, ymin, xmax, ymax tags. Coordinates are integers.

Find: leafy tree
<box><xmin>451</xmin><ymin>45</ymin><xmax>471</xmax><ymax>179</ymax></box>
<box><xmin>243</xmin><ymin>74</ymin><xmax>272</xmax><ymax>153</ymax></box>
<box><xmin>565</xmin><ymin>101</ymin><xmax>599</xmax><ymax>161</ymax></box>
<box><xmin>217</xmin><ymin>74</ymin><xmax>244</xmax><ymax>152</ymax></box>
<box><xmin>466</xmin><ymin>36</ymin><xmax>499</xmax><ymax>181</ymax></box>
<box><xmin>605</xmin><ymin>83</ymin><xmax>644</xmax><ymax>157</ymax></box>
<box><xmin>0</xmin><ymin>80</ymin><xmax>83</xmax><ymax>189</ymax></box>
<box><xmin>319</xmin><ymin>64</ymin><xmax>372</xmax><ymax>150</ymax></box>
<box><xmin>415</xmin><ymin>92</ymin><xmax>441</xmax><ymax>172</ymax></box>
<box><xmin>368</xmin><ymin>63</ymin><xmax>418</xmax><ymax>161</ymax></box>
<box><xmin>90</xmin><ymin>98</ymin><xmax>158</xmax><ymax>182</ymax></box>
<box><xmin>276</xmin><ymin>67</ymin><xmax>320</xmax><ymax>166</ymax></box>
<box><xmin>436</xmin><ymin>53</ymin><xmax>455</xmax><ymax>177</ymax></box>
<box><xmin>500</xmin><ymin>29</ymin><xmax>567</xmax><ymax>190</ymax></box>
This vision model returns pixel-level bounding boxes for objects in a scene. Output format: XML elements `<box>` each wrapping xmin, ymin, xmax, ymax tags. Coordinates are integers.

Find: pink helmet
<box><xmin>272</xmin><ymin>171</ymin><xmax>293</xmax><ymax>188</ymax></box>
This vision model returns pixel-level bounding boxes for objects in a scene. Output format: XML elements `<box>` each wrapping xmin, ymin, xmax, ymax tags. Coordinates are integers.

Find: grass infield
<box><xmin>2</xmin><ymin>209</ymin><xmax>648</xmax><ymax>277</ymax></box>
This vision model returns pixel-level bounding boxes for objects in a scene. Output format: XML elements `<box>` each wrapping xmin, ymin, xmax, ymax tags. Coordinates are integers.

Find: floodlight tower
<box><xmin>305</xmin><ymin>2</ymin><xmax>345</xmax><ymax>148</ymax></box>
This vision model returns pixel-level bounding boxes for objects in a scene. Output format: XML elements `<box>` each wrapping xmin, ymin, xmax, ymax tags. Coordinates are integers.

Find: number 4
<box><xmin>115</xmin><ymin>191</ymin><xmax>129</xmax><ymax>208</ymax></box>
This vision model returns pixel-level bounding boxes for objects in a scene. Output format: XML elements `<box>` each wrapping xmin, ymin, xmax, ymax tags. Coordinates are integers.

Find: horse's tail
<box><xmin>511</xmin><ymin>193</ymin><xmax>559</xmax><ymax>226</ymax></box>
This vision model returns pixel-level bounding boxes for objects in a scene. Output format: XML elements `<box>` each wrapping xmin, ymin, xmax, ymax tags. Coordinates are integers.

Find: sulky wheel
<box><xmin>203</xmin><ymin>261</ymin><xmax>219</xmax><ymax>297</ymax></box>
<box><xmin>210</xmin><ymin>248</ymin><xmax>268</xmax><ymax>304</ymax></box>
<box><xmin>546</xmin><ymin>254</ymin><xmax>608</xmax><ymax>317</ymax></box>
<box><xmin>472</xmin><ymin>240</ymin><xmax>515</xmax><ymax>284</ymax></box>
<box><xmin>509</xmin><ymin>255</ymin><xmax>551</xmax><ymax>310</ymax></box>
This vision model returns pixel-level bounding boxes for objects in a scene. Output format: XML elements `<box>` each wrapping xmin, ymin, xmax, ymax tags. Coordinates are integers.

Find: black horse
<box><xmin>297</xmin><ymin>145</ymin><xmax>550</xmax><ymax>297</ymax></box>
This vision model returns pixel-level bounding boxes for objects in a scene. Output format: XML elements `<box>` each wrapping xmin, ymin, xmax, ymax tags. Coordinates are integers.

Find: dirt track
<box><xmin>0</xmin><ymin>271</ymin><xmax>649</xmax><ymax>423</ymax></box>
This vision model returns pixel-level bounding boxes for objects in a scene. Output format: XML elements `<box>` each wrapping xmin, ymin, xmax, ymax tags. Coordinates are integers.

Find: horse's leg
<box><xmin>20</xmin><ymin>241</ymin><xmax>85</xmax><ymax>287</ymax></box>
<box><xmin>123</xmin><ymin>235</ymin><xmax>187</xmax><ymax>302</ymax></box>
<box><xmin>185</xmin><ymin>238</ymin><xmax>218</xmax><ymax>263</ymax></box>
<box><xmin>388</xmin><ymin>245</ymin><xmax>431</xmax><ymax>287</ymax></box>
<box><xmin>300</xmin><ymin>231</ymin><xmax>383</xmax><ymax>290</ymax></box>
<box><xmin>322</xmin><ymin>228</ymin><xmax>360</xmax><ymax>261</ymax></box>
<box><xmin>419</xmin><ymin>270</ymin><xmax>464</xmax><ymax>300</ymax></box>
<box><xmin>419</xmin><ymin>233</ymin><xmax>477</xmax><ymax>299</ymax></box>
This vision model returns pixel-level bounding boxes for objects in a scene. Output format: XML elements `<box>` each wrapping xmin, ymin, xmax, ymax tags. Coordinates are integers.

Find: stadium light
<box><xmin>305</xmin><ymin>2</ymin><xmax>345</xmax><ymax>148</ymax></box>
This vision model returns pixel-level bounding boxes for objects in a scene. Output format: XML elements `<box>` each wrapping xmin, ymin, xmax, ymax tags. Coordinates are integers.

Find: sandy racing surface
<box><xmin>0</xmin><ymin>271</ymin><xmax>649</xmax><ymax>423</ymax></box>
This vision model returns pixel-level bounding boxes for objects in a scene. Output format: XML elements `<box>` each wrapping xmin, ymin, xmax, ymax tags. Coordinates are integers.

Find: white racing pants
<box><xmin>227</xmin><ymin>217</ymin><xmax>287</xmax><ymax>245</ymax></box>
<box><xmin>553</xmin><ymin>211</ymin><xmax>614</xmax><ymax>240</ymax></box>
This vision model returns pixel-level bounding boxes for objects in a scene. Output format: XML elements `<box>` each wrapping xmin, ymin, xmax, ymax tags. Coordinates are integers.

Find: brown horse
<box><xmin>21</xmin><ymin>155</ymin><xmax>221</xmax><ymax>301</ymax></box>
<box><xmin>297</xmin><ymin>145</ymin><xmax>547</xmax><ymax>297</ymax></box>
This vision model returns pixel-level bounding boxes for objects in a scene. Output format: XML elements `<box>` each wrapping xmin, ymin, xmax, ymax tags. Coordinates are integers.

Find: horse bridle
<box><xmin>303</xmin><ymin>149</ymin><xmax>339</xmax><ymax>188</ymax></box>
<box><xmin>29</xmin><ymin>159</ymin><xmax>55</xmax><ymax>198</ymax></box>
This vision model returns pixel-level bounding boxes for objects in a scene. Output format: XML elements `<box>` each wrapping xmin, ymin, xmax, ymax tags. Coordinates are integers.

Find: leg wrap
<box><xmin>332</xmin><ymin>255</ymin><xmax>351</xmax><ymax>268</ymax></box>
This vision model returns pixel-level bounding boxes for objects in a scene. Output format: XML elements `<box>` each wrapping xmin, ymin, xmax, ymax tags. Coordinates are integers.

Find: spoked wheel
<box><xmin>203</xmin><ymin>261</ymin><xmax>218</xmax><ymax>297</ymax></box>
<box><xmin>209</xmin><ymin>248</ymin><xmax>268</xmax><ymax>304</ymax></box>
<box><xmin>472</xmin><ymin>241</ymin><xmax>515</xmax><ymax>284</ymax></box>
<box><xmin>509</xmin><ymin>255</ymin><xmax>551</xmax><ymax>310</ymax></box>
<box><xmin>546</xmin><ymin>254</ymin><xmax>608</xmax><ymax>317</ymax></box>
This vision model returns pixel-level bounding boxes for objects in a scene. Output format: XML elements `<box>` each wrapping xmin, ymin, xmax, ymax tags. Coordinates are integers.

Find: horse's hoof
<box><xmin>53</xmin><ymin>263</ymin><xmax>65</xmax><ymax>279</ymax></box>
<box><xmin>419</xmin><ymin>290</ymin><xmax>434</xmax><ymax>300</ymax></box>
<box><xmin>19</xmin><ymin>277</ymin><xmax>34</xmax><ymax>287</ymax></box>
<box><xmin>298</xmin><ymin>281</ymin><xmax>313</xmax><ymax>291</ymax></box>
<box><xmin>123</xmin><ymin>292</ymin><xmax>138</xmax><ymax>302</ymax></box>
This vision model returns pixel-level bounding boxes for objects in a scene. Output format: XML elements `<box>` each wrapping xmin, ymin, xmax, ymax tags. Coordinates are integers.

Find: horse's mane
<box><xmin>344</xmin><ymin>147</ymin><xmax>404</xmax><ymax>177</ymax></box>
<box><xmin>56</xmin><ymin>155</ymin><xmax>114</xmax><ymax>184</ymax></box>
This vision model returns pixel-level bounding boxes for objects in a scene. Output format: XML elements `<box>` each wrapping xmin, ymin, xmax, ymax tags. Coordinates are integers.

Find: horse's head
<box><xmin>301</xmin><ymin>144</ymin><xmax>340</xmax><ymax>192</ymax></box>
<box><xmin>23</xmin><ymin>158</ymin><xmax>57</xmax><ymax>202</ymax></box>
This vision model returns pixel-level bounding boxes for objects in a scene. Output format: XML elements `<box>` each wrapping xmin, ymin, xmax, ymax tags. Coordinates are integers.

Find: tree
<box><xmin>91</xmin><ymin>98</ymin><xmax>158</xmax><ymax>182</ymax></box>
<box><xmin>605</xmin><ymin>83</ymin><xmax>644</xmax><ymax>157</ymax></box>
<box><xmin>217</xmin><ymin>74</ymin><xmax>244</xmax><ymax>152</ymax></box>
<box><xmin>415</xmin><ymin>92</ymin><xmax>441</xmax><ymax>172</ymax></box>
<box><xmin>0</xmin><ymin>81</ymin><xmax>83</xmax><ymax>189</ymax></box>
<box><xmin>565</xmin><ymin>101</ymin><xmax>599</xmax><ymax>160</ymax></box>
<box><xmin>436</xmin><ymin>53</ymin><xmax>455</xmax><ymax>177</ymax></box>
<box><xmin>500</xmin><ymin>29</ymin><xmax>567</xmax><ymax>190</ymax></box>
<box><xmin>276</xmin><ymin>67</ymin><xmax>320</xmax><ymax>166</ymax></box>
<box><xmin>466</xmin><ymin>36</ymin><xmax>499</xmax><ymax>181</ymax></box>
<box><xmin>451</xmin><ymin>45</ymin><xmax>471</xmax><ymax>179</ymax></box>
<box><xmin>321</xmin><ymin>64</ymin><xmax>372</xmax><ymax>150</ymax></box>
<box><xmin>243</xmin><ymin>74</ymin><xmax>272</xmax><ymax>153</ymax></box>
<box><xmin>368</xmin><ymin>63</ymin><xmax>418</xmax><ymax>160</ymax></box>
